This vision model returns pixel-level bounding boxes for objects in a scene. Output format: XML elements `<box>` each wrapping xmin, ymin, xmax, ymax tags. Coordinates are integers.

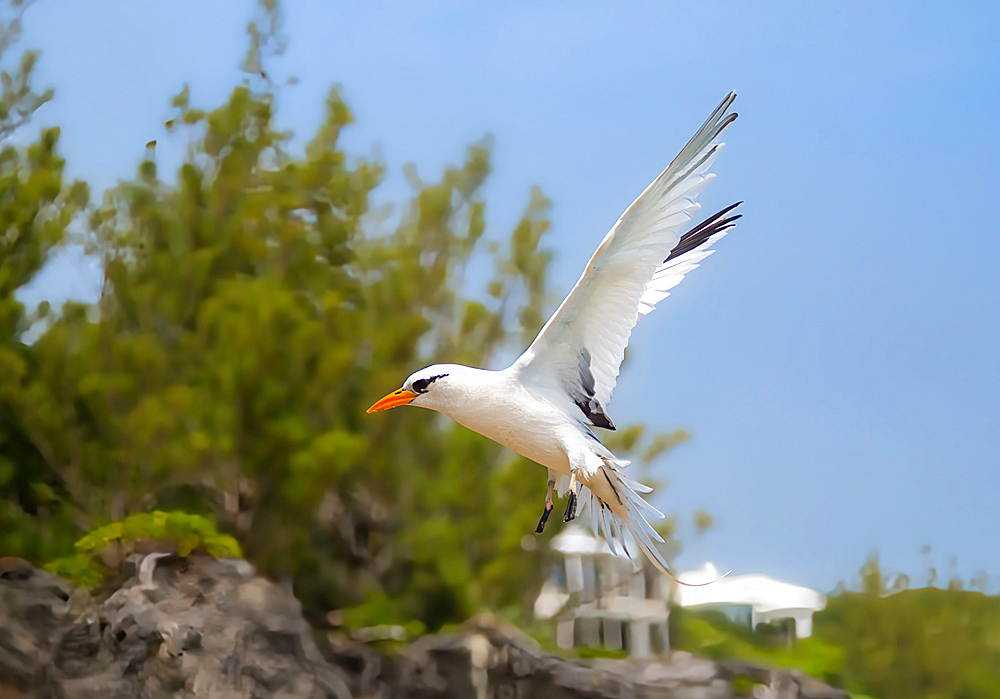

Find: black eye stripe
<box><xmin>411</xmin><ymin>373</ymin><xmax>449</xmax><ymax>394</ymax></box>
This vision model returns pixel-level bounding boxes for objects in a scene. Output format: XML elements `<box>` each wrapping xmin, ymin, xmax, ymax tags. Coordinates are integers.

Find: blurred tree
<box><xmin>0</xmin><ymin>0</ymin><xmax>52</xmax><ymax>142</ymax></box>
<box><xmin>693</xmin><ymin>509</ymin><xmax>714</xmax><ymax>536</ymax></box>
<box><xmin>0</xmin><ymin>126</ymin><xmax>87</xmax><ymax>559</ymax></box>
<box><xmin>8</xmin><ymin>79</ymin><xmax>684</xmax><ymax>629</ymax></box>
<box><xmin>818</xmin><ymin>556</ymin><xmax>1000</xmax><ymax>699</ymax></box>
<box><xmin>0</xmin><ymin>0</ymin><xmax>87</xmax><ymax>561</ymax></box>
<box><xmin>2</xmin><ymin>0</ymin><xmax>690</xmax><ymax>632</ymax></box>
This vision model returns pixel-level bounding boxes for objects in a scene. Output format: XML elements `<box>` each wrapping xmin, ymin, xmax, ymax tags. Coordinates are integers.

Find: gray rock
<box><xmin>0</xmin><ymin>558</ymin><xmax>849</xmax><ymax>699</ymax></box>
<box><xmin>0</xmin><ymin>557</ymin><xmax>74</xmax><ymax>693</ymax></box>
<box><xmin>3</xmin><ymin>554</ymin><xmax>351</xmax><ymax>699</ymax></box>
<box><xmin>378</xmin><ymin>616</ymin><xmax>848</xmax><ymax>699</ymax></box>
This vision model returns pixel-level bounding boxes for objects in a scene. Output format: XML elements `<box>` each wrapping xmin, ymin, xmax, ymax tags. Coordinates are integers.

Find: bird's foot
<box><xmin>563</xmin><ymin>490</ymin><xmax>578</xmax><ymax>522</ymax></box>
<box><xmin>535</xmin><ymin>477</ymin><xmax>556</xmax><ymax>534</ymax></box>
<box><xmin>535</xmin><ymin>504</ymin><xmax>553</xmax><ymax>533</ymax></box>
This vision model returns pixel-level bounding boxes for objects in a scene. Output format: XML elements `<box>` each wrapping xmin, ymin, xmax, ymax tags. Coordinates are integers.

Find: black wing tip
<box><xmin>664</xmin><ymin>201</ymin><xmax>743</xmax><ymax>263</ymax></box>
<box><xmin>714</xmin><ymin>91</ymin><xmax>738</xmax><ymax>115</ymax></box>
<box><xmin>712</xmin><ymin>92</ymin><xmax>738</xmax><ymax>132</ymax></box>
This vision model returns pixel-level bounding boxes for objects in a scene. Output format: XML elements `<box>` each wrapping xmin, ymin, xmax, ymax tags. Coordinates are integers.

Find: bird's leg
<box><xmin>563</xmin><ymin>472</ymin><xmax>578</xmax><ymax>523</ymax></box>
<box><xmin>535</xmin><ymin>478</ymin><xmax>556</xmax><ymax>534</ymax></box>
<box><xmin>563</xmin><ymin>491</ymin><xmax>577</xmax><ymax>522</ymax></box>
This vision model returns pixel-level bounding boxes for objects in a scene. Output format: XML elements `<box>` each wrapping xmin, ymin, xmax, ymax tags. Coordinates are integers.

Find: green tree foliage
<box><xmin>0</xmin><ymin>0</ymin><xmax>689</xmax><ymax>632</ymax></box>
<box><xmin>817</xmin><ymin>556</ymin><xmax>1000</xmax><ymax>699</ymax></box>
<box><xmin>0</xmin><ymin>0</ymin><xmax>88</xmax><ymax>557</ymax></box>
<box><xmin>0</xmin><ymin>0</ymin><xmax>88</xmax><ymax>558</ymax></box>
<box><xmin>0</xmin><ymin>0</ymin><xmax>53</xmax><ymax>141</ymax></box>
<box><xmin>0</xmin><ymin>126</ymin><xmax>87</xmax><ymax>560</ymax></box>
<box><xmin>1</xmin><ymin>73</ymin><xmax>682</xmax><ymax>630</ymax></box>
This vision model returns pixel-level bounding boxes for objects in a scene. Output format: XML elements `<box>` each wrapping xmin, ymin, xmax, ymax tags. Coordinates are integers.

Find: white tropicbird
<box><xmin>368</xmin><ymin>93</ymin><xmax>741</xmax><ymax>583</ymax></box>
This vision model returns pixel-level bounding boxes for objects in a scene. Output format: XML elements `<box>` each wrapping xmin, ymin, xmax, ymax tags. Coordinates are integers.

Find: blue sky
<box><xmin>14</xmin><ymin>0</ymin><xmax>1000</xmax><ymax>593</ymax></box>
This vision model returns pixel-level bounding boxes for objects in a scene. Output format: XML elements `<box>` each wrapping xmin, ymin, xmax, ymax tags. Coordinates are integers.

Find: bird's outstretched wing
<box><xmin>512</xmin><ymin>93</ymin><xmax>740</xmax><ymax>428</ymax></box>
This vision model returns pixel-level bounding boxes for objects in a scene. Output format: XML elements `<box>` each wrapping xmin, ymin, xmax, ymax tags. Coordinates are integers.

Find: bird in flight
<box><xmin>368</xmin><ymin>93</ymin><xmax>741</xmax><ymax>582</ymax></box>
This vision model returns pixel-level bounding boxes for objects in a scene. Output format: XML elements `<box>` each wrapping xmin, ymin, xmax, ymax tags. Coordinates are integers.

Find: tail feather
<box><xmin>585</xmin><ymin>462</ymin><xmax>729</xmax><ymax>587</ymax></box>
<box><xmin>630</xmin><ymin>505</ymin><xmax>666</xmax><ymax>544</ymax></box>
<box><xmin>577</xmin><ymin>490</ymin><xmax>590</xmax><ymax>520</ymax></box>
<box><xmin>621</xmin><ymin>483</ymin><xmax>666</xmax><ymax>521</ymax></box>
<box><xmin>600</xmin><ymin>505</ymin><xmax>620</xmax><ymax>558</ymax></box>
<box><xmin>615</xmin><ymin>471</ymin><xmax>653</xmax><ymax>494</ymax></box>
<box><xmin>589</xmin><ymin>492</ymin><xmax>600</xmax><ymax>541</ymax></box>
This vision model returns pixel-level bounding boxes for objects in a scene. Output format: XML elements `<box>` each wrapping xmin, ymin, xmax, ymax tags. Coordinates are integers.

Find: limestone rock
<box><xmin>0</xmin><ymin>557</ymin><xmax>74</xmax><ymax>694</ymax></box>
<box><xmin>0</xmin><ymin>559</ymin><xmax>849</xmax><ymax>699</ymax></box>
<box><xmin>4</xmin><ymin>555</ymin><xmax>350</xmax><ymax>699</ymax></box>
<box><xmin>328</xmin><ymin>615</ymin><xmax>849</xmax><ymax>699</ymax></box>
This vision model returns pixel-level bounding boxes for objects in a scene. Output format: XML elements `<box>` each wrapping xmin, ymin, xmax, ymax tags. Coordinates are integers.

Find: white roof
<box><xmin>676</xmin><ymin>563</ymin><xmax>826</xmax><ymax>614</ymax></box>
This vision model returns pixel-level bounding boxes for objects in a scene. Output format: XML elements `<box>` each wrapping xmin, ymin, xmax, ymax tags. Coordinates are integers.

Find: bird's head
<box><xmin>366</xmin><ymin>364</ymin><xmax>462</xmax><ymax>414</ymax></box>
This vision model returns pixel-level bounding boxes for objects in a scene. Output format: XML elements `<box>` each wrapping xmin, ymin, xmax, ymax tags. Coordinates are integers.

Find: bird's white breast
<box><xmin>435</xmin><ymin>371</ymin><xmax>573</xmax><ymax>474</ymax></box>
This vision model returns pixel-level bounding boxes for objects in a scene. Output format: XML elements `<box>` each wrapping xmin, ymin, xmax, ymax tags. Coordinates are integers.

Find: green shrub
<box><xmin>45</xmin><ymin>510</ymin><xmax>241</xmax><ymax>588</ymax></box>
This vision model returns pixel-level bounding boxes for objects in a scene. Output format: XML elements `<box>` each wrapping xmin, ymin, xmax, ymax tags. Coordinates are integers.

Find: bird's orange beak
<box><xmin>366</xmin><ymin>388</ymin><xmax>418</xmax><ymax>413</ymax></box>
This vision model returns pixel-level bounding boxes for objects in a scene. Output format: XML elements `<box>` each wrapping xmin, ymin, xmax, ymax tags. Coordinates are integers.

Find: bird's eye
<box><xmin>411</xmin><ymin>373</ymin><xmax>448</xmax><ymax>394</ymax></box>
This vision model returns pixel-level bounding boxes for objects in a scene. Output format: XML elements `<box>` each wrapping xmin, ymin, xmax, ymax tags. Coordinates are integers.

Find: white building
<box><xmin>534</xmin><ymin>524</ymin><xmax>672</xmax><ymax>658</ymax></box>
<box><xmin>534</xmin><ymin>525</ymin><xmax>827</xmax><ymax>657</ymax></box>
<box><xmin>675</xmin><ymin>562</ymin><xmax>826</xmax><ymax>639</ymax></box>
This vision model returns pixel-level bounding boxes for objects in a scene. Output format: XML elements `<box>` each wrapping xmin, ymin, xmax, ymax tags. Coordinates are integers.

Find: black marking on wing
<box><xmin>665</xmin><ymin>201</ymin><xmax>742</xmax><ymax>263</ymax></box>
<box><xmin>568</xmin><ymin>348</ymin><xmax>616</xmax><ymax>430</ymax></box>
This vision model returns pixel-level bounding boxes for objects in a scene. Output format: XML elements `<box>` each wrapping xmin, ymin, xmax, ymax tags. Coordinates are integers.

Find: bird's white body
<box><xmin>415</xmin><ymin>365</ymin><xmax>595</xmax><ymax>476</ymax></box>
<box><xmin>404</xmin><ymin>361</ymin><xmax>668</xmax><ymax>561</ymax></box>
<box><xmin>446</xmin><ymin>375</ymin><xmax>574</xmax><ymax>473</ymax></box>
<box><xmin>369</xmin><ymin>93</ymin><xmax>742</xmax><ymax>580</ymax></box>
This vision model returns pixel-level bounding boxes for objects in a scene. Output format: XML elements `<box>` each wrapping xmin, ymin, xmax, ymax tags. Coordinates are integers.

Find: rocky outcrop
<box><xmin>328</xmin><ymin>618</ymin><xmax>849</xmax><ymax>699</ymax></box>
<box><xmin>0</xmin><ymin>556</ymin><xmax>848</xmax><ymax>699</ymax></box>
<box><xmin>0</xmin><ymin>555</ymin><xmax>350</xmax><ymax>699</ymax></box>
<box><xmin>0</xmin><ymin>557</ymin><xmax>75</xmax><ymax>694</ymax></box>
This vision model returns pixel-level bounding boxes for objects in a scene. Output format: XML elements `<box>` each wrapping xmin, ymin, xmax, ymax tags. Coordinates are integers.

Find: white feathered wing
<box><xmin>512</xmin><ymin>92</ymin><xmax>741</xmax><ymax>582</ymax></box>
